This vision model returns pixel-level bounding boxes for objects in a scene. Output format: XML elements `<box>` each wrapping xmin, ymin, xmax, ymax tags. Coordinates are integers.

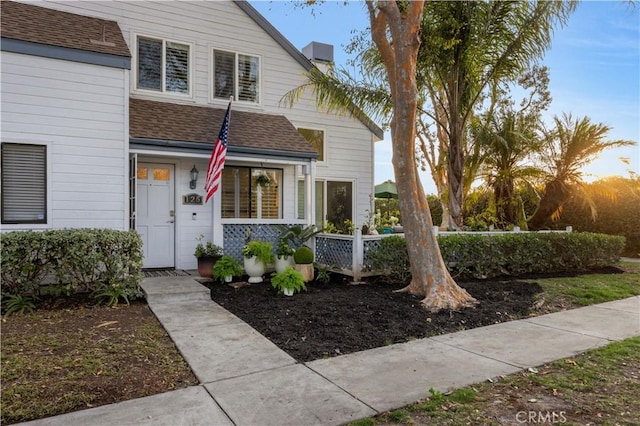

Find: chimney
<box><xmin>302</xmin><ymin>42</ymin><xmax>334</xmax><ymax>74</ymax></box>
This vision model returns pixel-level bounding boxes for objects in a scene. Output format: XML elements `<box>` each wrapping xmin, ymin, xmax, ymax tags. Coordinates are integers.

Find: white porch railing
<box><xmin>315</xmin><ymin>226</ymin><xmax>573</xmax><ymax>282</ymax></box>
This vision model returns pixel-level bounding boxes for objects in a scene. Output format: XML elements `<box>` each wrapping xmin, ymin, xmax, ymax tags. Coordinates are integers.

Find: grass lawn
<box><xmin>1</xmin><ymin>261</ymin><xmax>638</xmax><ymax>424</ymax></box>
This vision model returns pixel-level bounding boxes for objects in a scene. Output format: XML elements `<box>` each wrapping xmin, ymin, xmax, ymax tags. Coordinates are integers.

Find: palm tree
<box><xmin>473</xmin><ymin>111</ymin><xmax>543</xmax><ymax>229</ymax></box>
<box><xmin>285</xmin><ymin>1</ymin><xmax>576</xmax><ymax>231</ymax></box>
<box><xmin>528</xmin><ymin>114</ymin><xmax>636</xmax><ymax>229</ymax></box>
<box><xmin>418</xmin><ymin>1</ymin><xmax>576</xmax><ymax>229</ymax></box>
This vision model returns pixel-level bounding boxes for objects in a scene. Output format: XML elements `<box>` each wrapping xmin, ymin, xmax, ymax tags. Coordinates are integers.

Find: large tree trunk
<box><xmin>368</xmin><ymin>1</ymin><xmax>476</xmax><ymax>311</ymax></box>
<box><xmin>528</xmin><ymin>179</ymin><xmax>570</xmax><ymax>230</ymax></box>
<box><xmin>495</xmin><ymin>178</ymin><xmax>516</xmax><ymax>227</ymax></box>
<box><xmin>446</xmin><ymin>86</ymin><xmax>465</xmax><ymax>230</ymax></box>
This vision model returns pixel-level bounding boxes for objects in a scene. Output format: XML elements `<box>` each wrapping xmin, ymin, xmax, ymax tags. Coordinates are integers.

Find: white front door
<box><xmin>137</xmin><ymin>163</ymin><xmax>175</xmax><ymax>268</ymax></box>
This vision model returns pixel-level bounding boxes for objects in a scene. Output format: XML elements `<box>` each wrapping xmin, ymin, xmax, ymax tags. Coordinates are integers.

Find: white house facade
<box><xmin>0</xmin><ymin>0</ymin><xmax>383</xmax><ymax>269</ymax></box>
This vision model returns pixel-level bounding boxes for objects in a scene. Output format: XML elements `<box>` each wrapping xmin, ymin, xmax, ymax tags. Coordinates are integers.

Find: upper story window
<box><xmin>298</xmin><ymin>128</ymin><xmax>325</xmax><ymax>162</ymax></box>
<box><xmin>213</xmin><ymin>50</ymin><xmax>260</xmax><ymax>103</ymax></box>
<box><xmin>136</xmin><ymin>35</ymin><xmax>191</xmax><ymax>95</ymax></box>
<box><xmin>1</xmin><ymin>143</ymin><xmax>47</xmax><ymax>224</ymax></box>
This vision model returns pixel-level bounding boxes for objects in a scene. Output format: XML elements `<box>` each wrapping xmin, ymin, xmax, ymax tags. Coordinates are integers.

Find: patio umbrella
<box><xmin>374</xmin><ymin>180</ymin><xmax>398</xmax><ymax>199</ymax></box>
<box><xmin>374</xmin><ymin>180</ymin><xmax>398</xmax><ymax>219</ymax></box>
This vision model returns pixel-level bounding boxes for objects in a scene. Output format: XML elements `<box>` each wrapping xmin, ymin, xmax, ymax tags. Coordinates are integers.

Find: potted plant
<box><xmin>194</xmin><ymin>236</ymin><xmax>223</xmax><ymax>278</ymax></box>
<box><xmin>254</xmin><ymin>173</ymin><xmax>273</xmax><ymax>188</ymax></box>
<box><xmin>212</xmin><ymin>255</ymin><xmax>243</xmax><ymax>283</ymax></box>
<box><xmin>293</xmin><ymin>245</ymin><xmax>314</xmax><ymax>282</ymax></box>
<box><xmin>275</xmin><ymin>238</ymin><xmax>295</xmax><ymax>273</ymax></box>
<box><xmin>241</xmin><ymin>240</ymin><xmax>273</xmax><ymax>283</ymax></box>
<box><xmin>271</xmin><ymin>266</ymin><xmax>306</xmax><ymax>296</ymax></box>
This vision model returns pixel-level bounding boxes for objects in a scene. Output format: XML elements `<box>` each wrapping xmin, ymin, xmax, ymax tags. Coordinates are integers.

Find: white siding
<box><xmin>1</xmin><ymin>52</ymin><xmax>127</xmax><ymax>230</ymax></box>
<box><xmin>32</xmin><ymin>0</ymin><xmax>376</xmax><ymax>227</ymax></box>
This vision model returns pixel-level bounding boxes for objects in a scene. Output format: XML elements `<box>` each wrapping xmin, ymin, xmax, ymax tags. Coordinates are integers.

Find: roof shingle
<box><xmin>0</xmin><ymin>0</ymin><xmax>130</xmax><ymax>57</ymax></box>
<box><xmin>129</xmin><ymin>98</ymin><xmax>318</xmax><ymax>157</ymax></box>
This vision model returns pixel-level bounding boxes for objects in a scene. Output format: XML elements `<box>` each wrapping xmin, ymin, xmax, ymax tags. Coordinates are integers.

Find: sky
<box><xmin>250</xmin><ymin>0</ymin><xmax>640</xmax><ymax>194</ymax></box>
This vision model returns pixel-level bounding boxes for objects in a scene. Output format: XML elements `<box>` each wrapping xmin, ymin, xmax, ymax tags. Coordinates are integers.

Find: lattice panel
<box><xmin>223</xmin><ymin>224</ymin><xmax>296</xmax><ymax>261</ymax></box>
<box><xmin>315</xmin><ymin>236</ymin><xmax>353</xmax><ymax>269</ymax></box>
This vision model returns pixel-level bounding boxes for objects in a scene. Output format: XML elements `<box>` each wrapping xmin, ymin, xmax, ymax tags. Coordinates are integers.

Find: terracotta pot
<box><xmin>294</xmin><ymin>263</ymin><xmax>314</xmax><ymax>282</ymax></box>
<box><xmin>197</xmin><ymin>255</ymin><xmax>221</xmax><ymax>278</ymax></box>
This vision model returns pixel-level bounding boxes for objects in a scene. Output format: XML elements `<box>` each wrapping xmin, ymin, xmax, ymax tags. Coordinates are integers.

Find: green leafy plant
<box><xmin>2</xmin><ymin>294</ymin><xmax>36</xmax><ymax>316</ymax></box>
<box><xmin>1</xmin><ymin>229</ymin><xmax>143</xmax><ymax>302</ymax></box>
<box><xmin>212</xmin><ymin>256</ymin><xmax>243</xmax><ymax>282</ymax></box>
<box><xmin>194</xmin><ymin>235</ymin><xmax>223</xmax><ymax>258</ymax></box>
<box><xmin>277</xmin><ymin>224</ymin><xmax>324</xmax><ymax>249</ymax></box>
<box><xmin>366</xmin><ymin>232</ymin><xmax>624</xmax><ymax>281</ymax></box>
<box><xmin>315</xmin><ymin>263</ymin><xmax>332</xmax><ymax>284</ymax></box>
<box><xmin>366</xmin><ymin>236</ymin><xmax>411</xmax><ymax>283</ymax></box>
<box><xmin>242</xmin><ymin>240</ymin><xmax>274</xmax><ymax>265</ymax></box>
<box><xmin>275</xmin><ymin>238</ymin><xmax>295</xmax><ymax>258</ymax></box>
<box><xmin>271</xmin><ymin>267</ymin><xmax>307</xmax><ymax>295</ymax></box>
<box><xmin>92</xmin><ymin>283</ymin><xmax>130</xmax><ymax>307</ymax></box>
<box><xmin>293</xmin><ymin>246</ymin><xmax>314</xmax><ymax>264</ymax></box>
<box><xmin>254</xmin><ymin>173</ymin><xmax>273</xmax><ymax>187</ymax></box>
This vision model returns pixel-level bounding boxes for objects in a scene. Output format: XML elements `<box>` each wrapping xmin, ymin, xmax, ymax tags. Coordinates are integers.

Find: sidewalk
<box><xmin>19</xmin><ymin>276</ymin><xmax>640</xmax><ymax>426</ymax></box>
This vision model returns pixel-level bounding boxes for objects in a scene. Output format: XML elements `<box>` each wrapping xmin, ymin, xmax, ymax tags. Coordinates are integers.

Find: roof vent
<box><xmin>302</xmin><ymin>42</ymin><xmax>333</xmax><ymax>63</ymax></box>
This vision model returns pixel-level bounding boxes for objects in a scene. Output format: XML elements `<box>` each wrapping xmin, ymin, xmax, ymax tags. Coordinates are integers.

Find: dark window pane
<box><xmin>138</xmin><ymin>37</ymin><xmax>162</xmax><ymax>91</ymax></box>
<box><xmin>166</xmin><ymin>42</ymin><xmax>189</xmax><ymax>93</ymax></box>
<box><xmin>327</xmin><ymin>181</ymin><xmax>352</xmax><ymax>232</ymax></box>
<box><xmin>214</xmin><ymin>50</ymin><xmax>235</xmax><ymax>99</ymax></box>
<box><xmin>238</xmin><ymin>54</ymin><xmax>259</xmax><ymax>103</ymax></box>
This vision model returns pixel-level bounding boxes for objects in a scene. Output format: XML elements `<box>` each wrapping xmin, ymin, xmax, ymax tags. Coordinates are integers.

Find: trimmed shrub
<box><xmin>365</xmin><ymin>236</ymin><xmax>410</xmax><ymax>283</ymax></box>
<box><xmin>293</xmin><ymin>246</ymin><xmax>314</xmax><ymax>264</ymax></box>
<box><xmin>1</xmin><ymin>229</ymin><xmax>143</xmax><ymax>305</ymax></box>
<box><xmin>366</xmin><ymin>232</ymin><xmax>625</xmax><ymax>281</ymax></box>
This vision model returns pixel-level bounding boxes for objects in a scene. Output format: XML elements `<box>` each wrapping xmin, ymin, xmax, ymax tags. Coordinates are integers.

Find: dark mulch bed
<box><xmin>207</xmin><ymin>276</ymin><xmax>546</xmax><ymax>363</ymax></box>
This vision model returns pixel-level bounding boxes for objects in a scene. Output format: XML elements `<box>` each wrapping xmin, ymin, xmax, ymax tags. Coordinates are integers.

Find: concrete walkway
<box><xmin>20</xmin><ymin>276</ymin><xmax>640</xmax><ymax>426</ymax></box>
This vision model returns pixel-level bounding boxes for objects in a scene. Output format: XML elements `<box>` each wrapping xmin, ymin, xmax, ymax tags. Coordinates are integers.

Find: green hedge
<box><xmin>367</xmin><ymin>232</ymin><xmax>625</xmax><ymax>282</ymax></box>
<box><xmin>1</xmin><ymin>229</ymin><xmax>143</xmax><ymax>305</ymax></box>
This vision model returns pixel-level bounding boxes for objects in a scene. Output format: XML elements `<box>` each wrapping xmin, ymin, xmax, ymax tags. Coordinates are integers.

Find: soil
<box><xmin>2</xmin><ymin>265</ymin><xmax>633</xmax><ymax>424</ymax></box>
<box><xmin>1</xmin><ymin>296</ymin><xmax>198</xmax><ymax>425</ymax></box>
<box><xmin>207</xmin><ymin>276</ymin><xmax>549</xmax><ymax>363</ymax></box>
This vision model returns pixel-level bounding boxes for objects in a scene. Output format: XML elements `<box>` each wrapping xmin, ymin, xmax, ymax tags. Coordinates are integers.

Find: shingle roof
<box><xmin>129</xmin><ymin>98</ymin><xmax>319</xmax><ymax>157</ymax></box>
<box><xmin>0</xmin><ymin>0</ymin><xmax>130</xmax><ymax>57</ymax></box>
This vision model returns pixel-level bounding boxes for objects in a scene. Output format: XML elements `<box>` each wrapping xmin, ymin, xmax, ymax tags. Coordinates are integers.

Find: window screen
<box><xmin>166</xmin><ymin>42</ymin><xmax>189</xmax><ymax>94</ymax></box>
<box><xmin>138</xmin><ymin>37</ymin><xmax>162</xmax><ymax>91</ymax></box>
<box><xmin>1</xmin><ymin>143</ymin><xmax>47</xmax><ymax>224</ymax></box>
<box><xmin>214</xmin><ymin>50</ymin><xmax>259</xmax><ymax>103</ymax></box>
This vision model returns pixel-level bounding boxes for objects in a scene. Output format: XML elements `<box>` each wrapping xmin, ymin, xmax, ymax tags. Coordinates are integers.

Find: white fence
<box><xmin>314</xmin><ymin>226</ymin><xmax>573</xmax><ymax>281</ymax></box>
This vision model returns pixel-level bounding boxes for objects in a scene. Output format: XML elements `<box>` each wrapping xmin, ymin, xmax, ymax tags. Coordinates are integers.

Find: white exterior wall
<box><xmin>16</xmin><ymin>1</ymin><xmax>377</xmax><ymax>267</ymax></box>
<box><xmin>1</xmin><ymin>52</ymin><xmax>127</xmax><ymax>230</ymax></box>
<box><xmin>33</xmin><ymin>0</ymin><xmax>377</xmax><ymax>228</ymax></box>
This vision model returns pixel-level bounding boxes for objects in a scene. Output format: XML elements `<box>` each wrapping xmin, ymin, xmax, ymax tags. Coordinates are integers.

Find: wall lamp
<box><xmin>189</xmin><ymin>165</ymin><xmax>199</xmax><ymax>189</ymax></box>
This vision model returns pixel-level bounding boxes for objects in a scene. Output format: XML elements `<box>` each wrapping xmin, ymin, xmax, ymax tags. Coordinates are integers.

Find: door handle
<box><xmin>167</xmin><ymin>220</ymin><xmax>175</xmax><ymax>223</ymax></box>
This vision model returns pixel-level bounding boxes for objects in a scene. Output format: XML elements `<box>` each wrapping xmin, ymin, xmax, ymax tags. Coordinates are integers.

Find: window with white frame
<box><xmin>297</xmin><ymin>128</ymin><xmax>325</xmax><ymax>162</ymax></box>
<box><xmin>1</xmin><ymin>143</ymin><xmax>47</xmax><ymax>224</ymax></box>
<box><xmin>213</xmin><ymin>50</ymin><xmax>260</xmax><ymax>103</ymax></box>
<box><xmin>137</xmin><ymin>35</ymin><xmax>190</xmax><ymax>94</ymax></box>
<box><xmin>221</xmin><ymin>167</ymin><xmax>281</xmax><ymax>219</ymax></box>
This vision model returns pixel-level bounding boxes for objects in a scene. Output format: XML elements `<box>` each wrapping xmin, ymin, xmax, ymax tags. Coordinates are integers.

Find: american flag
<box><xmin>204</xmin><ymin>102</ymin><xmax>231</xmax><ymax>203</ymax></box>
